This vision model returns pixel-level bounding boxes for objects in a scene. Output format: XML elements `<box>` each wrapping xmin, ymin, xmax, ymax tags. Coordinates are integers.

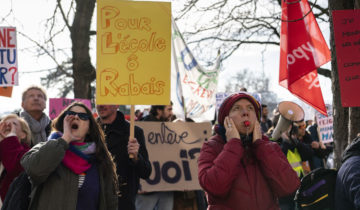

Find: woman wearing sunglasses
<box><xmin>21</xmin><ymin>102</ymin><xmax>118</xmax><ymax>210</ymax></box>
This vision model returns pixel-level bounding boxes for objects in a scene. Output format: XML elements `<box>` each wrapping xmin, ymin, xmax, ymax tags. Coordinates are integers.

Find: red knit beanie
<box><xmin>218</xmin><ymin>92</ymin><xmax>261</xmax><ymax>126</ymax></box>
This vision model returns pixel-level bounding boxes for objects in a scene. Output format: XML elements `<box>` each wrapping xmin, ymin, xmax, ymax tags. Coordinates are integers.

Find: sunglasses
<box><xmin>65</xmin><ymin>111</ymin><xmax>90</xmax><ymax>121</ymax></box>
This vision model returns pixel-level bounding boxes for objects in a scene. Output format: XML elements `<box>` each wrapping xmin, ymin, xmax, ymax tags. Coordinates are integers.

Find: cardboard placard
<box><xmin>136</xmin><ymin>121</ymin><xmax>211</xmax><ymax>191</ymax></box>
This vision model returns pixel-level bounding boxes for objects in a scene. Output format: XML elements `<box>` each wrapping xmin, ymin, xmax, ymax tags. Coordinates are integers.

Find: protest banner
<box><xmin>96</xmin><ymin>0</ymin><xmax>171</xmax><ymax>105</ymax></box>
<box><xmin>171</xmin><ymin>20</ymin><xmax>219</xmax><ymax>122</ymax></box>
<box><xmin>49</xmin><ymin>98</ymin><xmax>92</xmax><ymax>120</ymax></box>
<box><xmin>136</xmin><ymin>121</ymin><xmax>211</xmax><ymax>191</ymax></box>
<box><xmin>0</xmin><ymin>27</ymin><xmax>18</xmax><ymax>86</ymax></box>
<box><xmin>332</xmin><ymin>9</ymin><xmax>360</xmax><ymax>107</ymax></box>
<box><xmin>316</xmin><ymin>105</ymin><xmax>333</xmax><ymax>143</ymax></box>
<box><xmin>0</xmin><ymin>86</ymin><xmax>13</xmax><ymax>97</ymax></box>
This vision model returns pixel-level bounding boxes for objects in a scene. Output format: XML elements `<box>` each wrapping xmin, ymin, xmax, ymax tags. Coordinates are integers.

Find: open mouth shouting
<box><xmin>62</xmin><ymin>106</ymin><xmax>91</xmax><ymax>142</ymax></box>
<box><xmin>71</xmin><ymin>122</ymin><xmax>79</xmax><ymax>130</ymax></box>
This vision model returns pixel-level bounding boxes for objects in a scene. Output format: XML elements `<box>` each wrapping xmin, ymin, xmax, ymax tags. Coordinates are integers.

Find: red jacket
<box><xmin>198</xmin><ymin>134</ymin><xmax>300</xmax><ymax>210</ymax></box>
<box><xmin>0</xmin><ymin>136</ymin><xmax>30</xmax><ymax>200</ymax></box>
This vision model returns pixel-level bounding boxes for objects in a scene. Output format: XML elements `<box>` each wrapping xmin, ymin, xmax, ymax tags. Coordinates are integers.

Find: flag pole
<box><xmin>171</xmin><ymin>17</ymin><xmax>187</xmax><ymax>120</ymax></box>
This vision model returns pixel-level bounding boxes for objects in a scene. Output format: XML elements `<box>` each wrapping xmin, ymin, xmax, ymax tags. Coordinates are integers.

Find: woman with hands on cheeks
<box><xmin>0</xmin><ymin>114</ymin><xmax>31</xmax><ymax>200</ymax></box>
<box><xmin>20</xmin><ymin>102</ymin><xmax>118</xmax><ymax>210</ymax></box>
<box><xmin>198</xmin><ymin>92</ymin><xmax>300</xmax><ymax>210</ymax></box>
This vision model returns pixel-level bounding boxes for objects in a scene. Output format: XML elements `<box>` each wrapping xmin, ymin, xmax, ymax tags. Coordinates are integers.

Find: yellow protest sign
<box><xmin>96</xmin><ymin>0</ymin><xmax>171</xmax><ymax>105</ymax></box>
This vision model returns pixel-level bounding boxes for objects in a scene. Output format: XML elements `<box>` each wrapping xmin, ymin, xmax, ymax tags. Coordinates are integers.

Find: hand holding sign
<box><xmin>128</xmin><ymin>137</ymin><xmax>139</xmax><ymax>161</ymax></box>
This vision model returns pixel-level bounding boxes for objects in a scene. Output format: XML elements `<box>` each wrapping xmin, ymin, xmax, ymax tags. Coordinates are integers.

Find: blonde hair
<box><xmin>1</xmin><ymin>114</ymin><xmax>32</xmax><ymax>145</ymax></box>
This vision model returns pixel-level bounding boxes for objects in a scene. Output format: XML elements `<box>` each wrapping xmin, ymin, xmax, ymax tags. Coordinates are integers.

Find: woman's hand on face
<box><xmin>9</xmin><ymin>121</ymin><xmax>16</xmax><ymax>135</ymax></box>
<box><xmin>62</xmin><ymin>115</ymin><xmax>81</xmax><ymax>143</ymax></box>
<box><xmin>0</xmin><ymin>122</ymin><xmax>6</xmax><ymax>141</ymax></box>
<box><xmin>253</xmin><ymin>120</ymin><xmax>262</xmax><ymax>143</ymax></box>
<box><xmin>224</xmin><ymin>116</ymin><xmax>240</xmax><ymax>140</ymax></box>
<box><xmin>0</xmin><ymin>122</ymin><xmax>12</xmax><ymax>141</ymax></box>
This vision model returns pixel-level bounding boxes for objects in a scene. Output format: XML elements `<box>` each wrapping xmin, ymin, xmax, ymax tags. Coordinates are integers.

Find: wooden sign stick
<box><xmin>129</xmin><ymin>105</ymin><xmax>135</xmax><ymax>159</ymax></box>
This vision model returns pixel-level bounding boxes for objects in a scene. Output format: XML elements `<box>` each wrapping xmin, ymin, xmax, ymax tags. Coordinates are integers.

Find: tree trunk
<box><xmin>71</xmin><ymin>0</ymin><xmax>96</xmax><ymax>99</ymax></box>
<box><xmin>328</xmin><ymin>0</ymin><xmax>355</xmax><ymax>168</ymax></box>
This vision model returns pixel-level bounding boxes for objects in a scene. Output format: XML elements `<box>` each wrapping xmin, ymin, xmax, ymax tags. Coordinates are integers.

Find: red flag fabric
<box><xmin>279</xmin><ymin>0</ymin><xmax>331</xmax><ymax>116</ymax></box>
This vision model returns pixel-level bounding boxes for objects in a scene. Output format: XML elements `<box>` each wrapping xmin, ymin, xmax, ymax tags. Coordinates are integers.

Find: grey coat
<box><xmin>20</xmin><ymin>138</ymin><xmax>118</xmax><ymax>210</ymax></box>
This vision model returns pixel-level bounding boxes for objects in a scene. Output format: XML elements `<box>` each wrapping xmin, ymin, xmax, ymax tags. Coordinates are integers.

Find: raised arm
<box><xmin>20</xmin><ymin>138</ymin><xmax>69</xmax><ymax>185</ymax></box>
<box><xmin>0</xmin><ymin>136</ymin><xmax>30</xmax><ymax>175</ymax></box>
<box><xmin>198</xmin><ymin>137</ymin><xmax>244</xmax><ymax>197</ymax></box>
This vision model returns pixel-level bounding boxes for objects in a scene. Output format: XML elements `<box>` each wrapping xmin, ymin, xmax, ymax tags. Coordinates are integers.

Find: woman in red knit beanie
<box><xmin>198</xmin><ymin>92</ymin><xmax>300</xmax><ymax>210</ymax></box>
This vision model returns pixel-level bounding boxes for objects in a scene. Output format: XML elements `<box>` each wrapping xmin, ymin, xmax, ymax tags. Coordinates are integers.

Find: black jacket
<box><xmin>280</xmin><ymin>138</ymin><xmax>314</xmax><ymax>163</ymax></box>
<box><xmin>335</xmin><ymin>137</ymin><xmax>360</xmax><ymax>210</ymax></box>
<box><xmin>98</xmin><ymin>111</ymin><xmax>152</xmax><ymax>210</ymax></box>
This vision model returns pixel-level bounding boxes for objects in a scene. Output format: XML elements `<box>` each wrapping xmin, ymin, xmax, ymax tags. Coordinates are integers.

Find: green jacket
<box><xmin>20</xmin><ymin>138</ymin><xmax>118</xmax><ymax>210</ymax></box>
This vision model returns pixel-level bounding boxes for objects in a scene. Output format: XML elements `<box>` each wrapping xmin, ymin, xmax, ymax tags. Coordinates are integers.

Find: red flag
<box><xmin>279</xmin><ymin>0</ymin><xmax>331</xmax><ymax>116</ymax></box>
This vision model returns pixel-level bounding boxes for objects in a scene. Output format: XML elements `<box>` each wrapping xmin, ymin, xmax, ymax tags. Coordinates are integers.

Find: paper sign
<box><xmin>0</xmin><ymin>86</ymin><xmax>13</xmax><ymax>97</ymax></box>
<box><xmin>136</xmin><ymin>121</ymin><xmax>211</xmax><ymax>191</ymax></box>
<box><xmin>332</xmin><ymin>9</ymin><xmax>360</xmax><ymax>107</ymax></box>
<box><xmin>96</xmin><ymin>0</ymin><xmax>171</xmax><ymax>105</ymax></box>
<box><xmin>0</xmin><ymin>27</ymin><xmax>18</xmax><ymax>87</ymax></box>
<box><xmin>49</xmin><ymin>98</ymin><xmax>92</xmax><ymax>120</ymax></box>
<box><xmin>316</xmin><ymin>106</ymin><xmax>333</xmax><ymax>143</ymax></box>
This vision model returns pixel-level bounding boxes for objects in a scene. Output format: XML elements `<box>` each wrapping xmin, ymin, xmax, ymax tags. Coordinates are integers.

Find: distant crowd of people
<box><xmin>0</xmin><ymin>85</ymin><xmax>359</xmax><ymax>210</ymax></box>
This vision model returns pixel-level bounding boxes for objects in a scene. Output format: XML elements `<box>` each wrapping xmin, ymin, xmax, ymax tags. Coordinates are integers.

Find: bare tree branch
<box><xmin>17</xmin><ymin>31</ymin><xmax>73</xmax><ymax>77</ymax></box>
<box><xmin>317</xmin><ymin>67</ymin><xmax>331</xmax><ymax>78</ymax></box>
<box><xmin>57</xmin><ymin>0</ymin><xmax>72</xmax><ymax>31</ymax></box>
<box><xmin>175</xmin><ymin>0</ymin><xmax>329</xmax><ymax>66</ymax></box>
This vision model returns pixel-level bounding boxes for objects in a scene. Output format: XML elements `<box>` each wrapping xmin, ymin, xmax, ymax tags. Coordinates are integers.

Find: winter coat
<box><xmin>198</xmin><ymin>134</ymin><xmax>300</xmax><ymax>210</ymax></box>
<box><xmin>0</xmin><ymin>136</ymin><xmax>30</xmax><ymax>200</ymax></box>
<box><xmin>335</xmin><ymin>137</ymin><xmax>360</xmax><ymax>210</ymax></box>
<box><xmin>99</xmin><ymin>111</ymin><xmax>152</xmax><ymax>210</ymax></box>
<box><xmin>20</xmin><ymin>138</ymin><xmax>118</xmax><ymax>210</ymax></box>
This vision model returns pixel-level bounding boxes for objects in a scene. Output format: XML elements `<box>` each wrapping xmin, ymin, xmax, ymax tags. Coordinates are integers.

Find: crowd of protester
<box><xmin>0</xmin><ymin>85</ymin><xmax>358</xmax><ymax>210</ymax></box>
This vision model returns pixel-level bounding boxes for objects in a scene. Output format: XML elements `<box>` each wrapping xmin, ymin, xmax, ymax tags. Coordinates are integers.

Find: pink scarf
<box><xmin>62</xmin><ymin>142</ymin><xmax>96</xmax><ymax>174</ymax></box>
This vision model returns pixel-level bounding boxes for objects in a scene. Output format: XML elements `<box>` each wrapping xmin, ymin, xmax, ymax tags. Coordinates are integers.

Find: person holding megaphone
<box><xmin>270</xmin><ymin>101</ymin><xmax>314</xmax><ymax>210</ymax></box>
<box><xmin>198</xmin><ymin>92</ymin><xmax>300</xmax><ymax>210</ymax></box>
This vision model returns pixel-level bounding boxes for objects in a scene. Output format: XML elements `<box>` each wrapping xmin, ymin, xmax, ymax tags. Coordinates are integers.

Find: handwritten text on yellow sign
<box><xmin>96</xmin><ymin>1</ymin><xmax>171</xmax><ymax>105</ymax></box>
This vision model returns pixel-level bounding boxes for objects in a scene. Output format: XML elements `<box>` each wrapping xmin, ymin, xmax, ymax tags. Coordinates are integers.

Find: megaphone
<box><xmin>272</xmin><ymin>101</ymin><xmax>305</xmax><ymax>140</ymax></box>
